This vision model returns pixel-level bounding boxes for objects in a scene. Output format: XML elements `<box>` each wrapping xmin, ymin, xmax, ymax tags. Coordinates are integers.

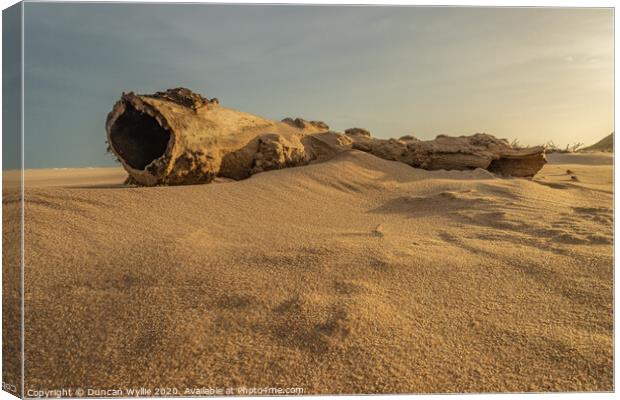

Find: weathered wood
<box><xmin>106</xmin><ymin>88</ymin><xmax>546</xmax><ymax>186</ymax></box>
<box><xmin>347</xmin><ymin>131</ymin><xmax>547</xmax><ymax>177</ymax></box>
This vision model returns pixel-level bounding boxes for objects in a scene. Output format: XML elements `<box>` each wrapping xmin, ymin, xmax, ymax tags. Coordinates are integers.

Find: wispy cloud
<box><xmin>22</xmin><ymin>4</ymin><xmax>613</xmax><ymax>168</ymax></box>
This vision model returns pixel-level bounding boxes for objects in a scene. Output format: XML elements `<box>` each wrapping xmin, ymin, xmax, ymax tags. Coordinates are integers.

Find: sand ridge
<box><xmin>11</xmin><ymin>150</ymin><xmax>612</xmax><ymax>393</ymax></box>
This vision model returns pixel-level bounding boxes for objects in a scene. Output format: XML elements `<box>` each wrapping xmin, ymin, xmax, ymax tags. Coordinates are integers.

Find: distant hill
<box><xmin>582</xmin><ymin>133</ymin><xmax>613</xmax><ymax>152</ymax></box>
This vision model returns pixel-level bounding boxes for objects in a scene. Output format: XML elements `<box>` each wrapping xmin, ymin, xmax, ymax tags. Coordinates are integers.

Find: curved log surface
<box><xmin>106</xmin><ymin>88</ymin><xmax>546</xmax><ymax>186</ymax></box>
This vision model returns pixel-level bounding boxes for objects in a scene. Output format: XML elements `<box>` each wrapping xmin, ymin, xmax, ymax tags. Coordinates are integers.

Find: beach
<box><xmin>10</xmin><ymin>150</ymin><xmax>613</xmax><ymax>393</ymax></box>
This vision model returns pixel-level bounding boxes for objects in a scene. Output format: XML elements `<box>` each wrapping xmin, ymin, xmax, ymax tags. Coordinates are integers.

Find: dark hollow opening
<box><xmin>109</xmin><ymin>103</ymin><xmax>170</xmax><ymax>170</ymax></box>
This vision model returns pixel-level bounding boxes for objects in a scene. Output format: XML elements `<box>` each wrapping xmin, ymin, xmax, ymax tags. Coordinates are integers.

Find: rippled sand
<box><xmin>6</xmin><ymin>150</ymin><xmax>612</xmax><ymax>393</ymax></box>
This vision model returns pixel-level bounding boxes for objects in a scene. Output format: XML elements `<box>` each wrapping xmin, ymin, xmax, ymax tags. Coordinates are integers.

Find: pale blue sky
<box><xmin>16</xmin><ymin>3</ymin><xmax>614</xmax><ymax>168</ymax></box>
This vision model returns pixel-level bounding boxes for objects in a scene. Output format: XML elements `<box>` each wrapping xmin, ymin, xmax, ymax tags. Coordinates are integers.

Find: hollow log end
<box><xmin>106</xmin><ymin>92</ymin><xmax>177</xmax><ymax>186</ymax></box>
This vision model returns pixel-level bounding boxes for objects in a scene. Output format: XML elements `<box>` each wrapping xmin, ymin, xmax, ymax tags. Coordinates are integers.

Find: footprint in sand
<box><xmin>271</xmin><ymin>294</ymin><xmax>351</xmax><ymax>354</ymax></box>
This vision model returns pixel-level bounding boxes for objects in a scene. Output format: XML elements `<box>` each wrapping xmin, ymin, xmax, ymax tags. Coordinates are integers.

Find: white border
<box><xmin>0</xmin><ymin>1</ymin><xmax>616</xmax><ymax>400</ymax></box>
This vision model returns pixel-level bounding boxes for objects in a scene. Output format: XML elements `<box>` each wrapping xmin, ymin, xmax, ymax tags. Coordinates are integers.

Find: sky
<box><xmin>11</xmin><ymin>3</ymin><xmax>615</xmax><ymax>168</ymax></box>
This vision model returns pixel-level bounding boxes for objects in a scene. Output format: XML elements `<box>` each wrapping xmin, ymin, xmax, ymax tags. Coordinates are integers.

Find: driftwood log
<box><xmin>106</xmin><ymin>88</ymin><xmax>546</xmax><ymax>186</ymax></box>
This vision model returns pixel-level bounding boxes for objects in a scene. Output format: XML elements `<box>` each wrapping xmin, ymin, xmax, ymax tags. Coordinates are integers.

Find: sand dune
<box><xmin>11</xmin><ymin>150</ymin><xmax>612</xmax><ymax>393</ymax></box>
<box><xmin>582</xmin><ymin>133</ymin><xmax>613</xmax><ymax>153</ymax></box>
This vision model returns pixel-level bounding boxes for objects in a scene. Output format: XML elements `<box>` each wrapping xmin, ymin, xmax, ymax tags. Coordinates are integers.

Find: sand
<box><xmin>7</xmin><ymin>150</ymin><xmax>613</xmax><ymax>393</ymax></box>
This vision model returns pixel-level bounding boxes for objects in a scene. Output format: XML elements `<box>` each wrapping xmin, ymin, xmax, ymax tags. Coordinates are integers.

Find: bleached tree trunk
<box><xmin>106</xmin><ymin>89</ymin><xmax>546</xmax><ymax>186</ymax></box>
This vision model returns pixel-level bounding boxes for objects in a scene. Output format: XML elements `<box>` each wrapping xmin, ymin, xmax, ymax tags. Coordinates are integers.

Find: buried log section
<box><xmin>106</xmin><ymin>88</ymin><xmax>547</xmax><ymax>186</ymax></box>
